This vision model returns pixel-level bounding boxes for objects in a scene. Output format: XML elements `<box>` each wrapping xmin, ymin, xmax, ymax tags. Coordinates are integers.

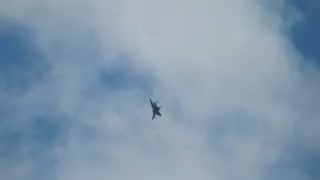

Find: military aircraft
<box><xmin>149</xmin><ymin>98</ymin><xmax>162</xmax><ymax>120</ymax></box>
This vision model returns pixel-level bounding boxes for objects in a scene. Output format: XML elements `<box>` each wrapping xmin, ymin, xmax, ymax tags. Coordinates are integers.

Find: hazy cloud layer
<box><xmin>0</xmin><ymin>0</ymin><xmax>319</xmax><ymax>180</ymax></box>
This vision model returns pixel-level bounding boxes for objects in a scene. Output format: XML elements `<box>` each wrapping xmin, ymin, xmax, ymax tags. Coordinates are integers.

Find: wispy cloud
<box><xmin>0</xmin><ymin>0</ymin><xmax>319</xmax><ymax>180</ymax></box>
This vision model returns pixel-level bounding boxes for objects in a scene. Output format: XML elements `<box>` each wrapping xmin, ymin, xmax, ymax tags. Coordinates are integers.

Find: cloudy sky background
<box><xmin>0</xmin><ymin>0</ymin><xmax>320</xmax><ymax>180</ymax></box>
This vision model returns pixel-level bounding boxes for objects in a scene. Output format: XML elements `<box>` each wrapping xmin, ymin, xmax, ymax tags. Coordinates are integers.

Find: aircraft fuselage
<box><xmin>149</xmin><ymin>98</ymin><xmax>162</xmax><ymax>120</ymax></box>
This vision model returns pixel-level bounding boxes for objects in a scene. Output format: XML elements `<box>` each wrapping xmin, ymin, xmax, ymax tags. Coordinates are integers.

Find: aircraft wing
<box><xmin>152</xmin><ymin>112</ymin><xmax>156</xmax><ymax>120</ymax></box>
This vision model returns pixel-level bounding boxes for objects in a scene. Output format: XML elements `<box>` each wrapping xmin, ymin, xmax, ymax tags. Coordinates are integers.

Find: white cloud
<box><xmin>0</xmin><ymin>0</ymin><xmax>316</xmax><ymax>180</ymax></box>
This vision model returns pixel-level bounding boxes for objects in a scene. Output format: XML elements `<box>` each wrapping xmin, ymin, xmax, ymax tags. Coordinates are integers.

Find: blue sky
<box><xmin>290</xmin><ymin>0</ymin><xmax>320</xmax><ymax>61</ymax></box>
<box><xmin>1</xmin><ymin>0</ymin><xmax>320</xmax><ymax>180</ymax></box>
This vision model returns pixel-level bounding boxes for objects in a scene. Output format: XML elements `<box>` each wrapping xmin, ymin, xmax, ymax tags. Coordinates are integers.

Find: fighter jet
<box><xmin>149</xmin><ymin>98</ymin><xmax>162</xmax><ymax>120</ymax></box>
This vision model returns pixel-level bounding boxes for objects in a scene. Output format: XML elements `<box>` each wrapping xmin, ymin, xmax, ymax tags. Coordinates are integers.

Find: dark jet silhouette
<box><xmin>149</xmin><ymin>98</ymin><xmax>162</xmax><ymax>120</ymax></box>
